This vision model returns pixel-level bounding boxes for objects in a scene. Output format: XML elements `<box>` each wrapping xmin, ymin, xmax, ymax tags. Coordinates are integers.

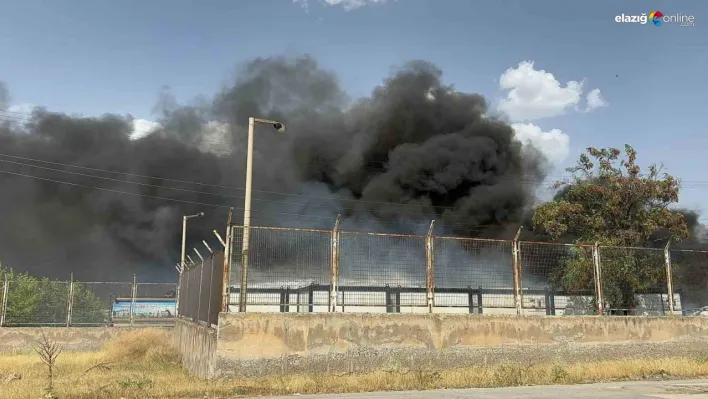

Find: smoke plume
<box><xmin>0</xmin><ymin>56</ymin><xmax>549</xmax><ymax>281</ymax></box>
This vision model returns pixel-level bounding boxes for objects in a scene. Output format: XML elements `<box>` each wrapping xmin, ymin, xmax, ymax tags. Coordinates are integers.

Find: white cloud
<box><xmin>293</xmin><ymin>0</ymin><xmax>310</xmax><ymax>11</ymax></box>
<box><xmin>7</xmin><ymin>103</ymin><xmax>35</xmax><ymax>115</ymax></box>
<box><xmin>1</xmin><ymin>103</ymin><xmax>35</xmax><ymax>129</ymax></box>
<box><xmin>498</xmin><ymin>61</ymin><xmax>584</xmax><ymax>121</ymax></box>
<box><xmin>131</xmin><ymin>119</ymin><xmax>162</xmax><ymax>140</ymax></box>
<box><xmin>294</xmin><ymin>0</ymin><xmax>389</xmax><ymax>11</ymax></box>
<box><xmin>512</xmin><ymin>122</ymin><xmax>570</xmax><ymax>165</ymax></box>
<box><xmin>325</xmin><ymin>0</ymin><xmax>388</xmax><ymax>10</ymax></box>
<box><xmin>584</xmin><ymin>88</ymin><xmax>607</xmax><ymax>112</ymax></box>
<box><xmin>198</xmin><ymin>121</ymin><xmax>231</xmax><ymax>155</ymax></box>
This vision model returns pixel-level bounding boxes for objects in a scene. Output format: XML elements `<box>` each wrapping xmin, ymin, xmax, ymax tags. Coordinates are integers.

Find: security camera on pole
<box><xmin>239</xmin><ymin>117</ymin><xmax>286</xmax><ymax>312</ymax></box>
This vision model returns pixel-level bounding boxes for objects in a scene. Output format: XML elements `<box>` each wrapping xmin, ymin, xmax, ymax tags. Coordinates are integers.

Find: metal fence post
<box><xmin>204</xmin><ymin>239</ymin><xmax>215</xmax><ymax>325</ymax></box>
<box><xmin>664</xmin><ymin>241</ymin><xmax>675</xmax><ymax>314</ymax></box>
<box><xmin>130</xmin><ymin>274</ymin><xmax>137</xmax><ymax>327</ymax></box>
<box><xmin>66</xmin><ymin>273</ymin><xmax>74</xmax><ymax>327</ymax></box>
<box><xmin>593</xmin><ymin>242</ymin><xmax>604</xmax><ymax>315</ymax></box>
<box><xmin>207</xmin><ymin>253</ymin><xmax>215</xmax><ymax>326</ymax></box>
<box><xmin>176</xmin><ymin>264</ymin><xmax>183</xmax><ymax>318</ymax></box>
<box><xmin>221</xmin><ymin>208</ymin><xmax>233</xmax><ymax>313</ymax></box>
<box><xmin>195</xmin><ymin>248</ymin><xmax>205</xmax><ymax>322</ymax></box>
<box><xmin>425</xmin><ymin>220</ymin><xmax>436</xmax><ymax>313</ymax></box>
<box><xmin>512</xmin><ymin>227</ymin><xmax>523</xmax><ymax>316</ymax></box>
<box><xmin>0</xmin><ymin>275</ymin><xmax>8</xmax><ymax>327</ymax></box>
<box><xmin>329</xmin><ymin>214</ymin><xmax>341</xmax><ymax>312</ymax></box>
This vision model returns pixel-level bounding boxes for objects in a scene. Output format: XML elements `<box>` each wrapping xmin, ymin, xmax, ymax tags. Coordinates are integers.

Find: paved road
<box><xmin>249</xmin><ymin>379</ymin><xmax>708</xmax><ymax>398</ymax></box>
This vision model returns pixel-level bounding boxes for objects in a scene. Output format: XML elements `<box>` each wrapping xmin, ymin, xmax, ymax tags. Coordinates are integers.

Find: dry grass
<box><xmin>1</xmin><ymin>328</ymin><xmax>707</xmax><ymax>399</ymax></box>
<box><xmin>103</xmin><ymin>328</ymin><xmax>179</xmax><ymax>364</ymax></box>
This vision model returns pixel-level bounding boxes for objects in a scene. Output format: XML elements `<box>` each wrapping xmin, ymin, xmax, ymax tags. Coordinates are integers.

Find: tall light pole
<box><xmin>240</xmin><ymin>117</ymin><xmax>286</xmax><ymax>312</ymax></box>
<box><xmin>176</xmin><ymin>212</ymin><xmax>204</xmax><ymax>317</ymax></box>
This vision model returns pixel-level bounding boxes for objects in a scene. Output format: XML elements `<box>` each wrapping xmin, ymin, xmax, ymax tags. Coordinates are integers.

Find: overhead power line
<box><xmin>4</xmin><ymin>158</ymin><xmax>707</xmax><ymax>235</ymax></box>
<box><xmin>0</xmin><ymin>156</ymin><xmax>467</xmax><ymax>219</ymax></box>
<box><xmin>0</xmin><ymin>163</ymin><xmax>507</xmax><ymax>232</ymax></box>
<box><xmin>0</xmin><ymin>151</ymin><xmax>551</xmax><ymax>209</ymax></box>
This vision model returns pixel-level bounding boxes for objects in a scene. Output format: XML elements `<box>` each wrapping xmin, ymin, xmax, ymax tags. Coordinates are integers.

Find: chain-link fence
<box><xmin>670</xmin><ymin>248</ymin><xmax>708</xmax><ymax>315</ymax></box>
<box><xmin>598</xmin><ymin>246</ymin><xmax>669</xmax><ymax>315</ymax></box>
<box><xmin>434</xmin><ymin>237</ymin><xmax>514</xmax><ymax>312</ymax></box>
<box><xmin>520</xmin><ymin>243</ymin><xmax>597</xmax><ymax>315</ymax></box>
<box><xmin>230</xmin><ymin>227</ymin><xmax>331</xmax><ymax>310</ymax></box>
<box><xmin>3</xmin><ymin>226</ymin><xmax>705</xmax><ymax>324</ymax></box>
<box><xmin>226</xmin><ymin>225</ymin><xmax>708</xmax><ymax>316</ymax></box>
<box><xmin>71</xmin><ymin>282</ymin><xmax>133</xmax><ymax>326</ymax></box>
<box><xmin>339</xmin><ymin>232</ymin><xmax>427</xmax><ymax>309</ymax></box>
<box><xmin>0</xmin><ymin>277</ymin><xmax>177</xmax><ymax>327</ymax></box>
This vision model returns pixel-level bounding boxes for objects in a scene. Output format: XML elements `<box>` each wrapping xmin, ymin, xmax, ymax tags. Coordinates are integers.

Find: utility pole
<box><xmin>240</xmin><ymin>117</ymin><xmax>286</xmax><ymax>312</ymax></box>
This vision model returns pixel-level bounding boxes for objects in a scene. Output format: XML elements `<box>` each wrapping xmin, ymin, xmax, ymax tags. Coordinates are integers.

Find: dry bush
<box><xmin>34</xmin><ymin>330</ymin><xmax>63</xmax><ymax>398</ymax></box>
<box><xmin>103</xmin><ymin>328</ymin><xmax>179</xmax><ymax>364</ymax></box>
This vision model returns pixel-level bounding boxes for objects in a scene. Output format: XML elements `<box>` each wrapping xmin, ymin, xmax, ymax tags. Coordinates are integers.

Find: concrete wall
<box><xmin>214</xmin><ymin>313</ymin><xmax>708</xmax><ymax>378</ymax></box>
<box><xmin>0</xmin><ymin>327</ymin><xmax>127</xmax><ymax>352</ymax></box>
<box><xmin>173</xmin><ymin>318</ymin><xmax>217</xmax><ymax>379</ymax></box>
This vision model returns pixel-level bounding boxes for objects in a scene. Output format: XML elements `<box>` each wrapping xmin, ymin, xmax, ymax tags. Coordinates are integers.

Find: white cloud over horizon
<box><xmin>497</xmin><ymin>61</ymin><xmax>584</xmax><ymax>121</ymax></box>
<box><xmin>497</xmin><ymin>61</ymin><xmax>607</xmax><ymax>122</ymax></box>
<box><xmin>585</xmin><ymin>88</ymin><xmax>608</xmax><ymax>112</ymax></box>
<box><xmin>512</xmin><ymin>123</ymin><xmax>570</xmax><ymax>165</ymax></box>
<box><xmin>496</xmin><ymin>60</ymin><xmax>608</xmax><ymax>166</ymax></box>
<box><xmin>131</xmin><ymin>119</ymin><xmax>162</xmax><ymax>140</ymax></box>
<box><xmin>129</xmin><ymin>119</ymin><xmax>231</xmax><ymax>156</ymax></box>
<box><xmin>7</xmin><ymin>103</ymin><xmax>35</xmax><ymax>115</ymax></box>
<box><xmin>294</xmin><ymin>0</ymin><xmax>390</xmax><ymax>12</ymax></box>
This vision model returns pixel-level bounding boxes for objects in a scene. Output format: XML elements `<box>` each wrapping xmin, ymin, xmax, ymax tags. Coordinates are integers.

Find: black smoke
<box><xmin>0</xmin><ymin>55</ymin><xmax>548</xmax><ymax>281</ymax></box>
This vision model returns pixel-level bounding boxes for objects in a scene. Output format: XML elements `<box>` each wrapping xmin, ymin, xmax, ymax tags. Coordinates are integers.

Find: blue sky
<box><xmin>1</xmin><ymin>0</ymin><xmax>707</xmax><ymax>215</ymax></box>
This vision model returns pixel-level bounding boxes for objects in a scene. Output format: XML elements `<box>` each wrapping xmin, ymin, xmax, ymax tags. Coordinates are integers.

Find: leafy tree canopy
<box><xmin>531</xmin><ymin>145</ymin><xmax>690</xmax><ymax>312</ymax></box>
<box><xmin>533</xmin><ymin>145</ymin><xmax>688</xmax><ymax>246</ymax></box>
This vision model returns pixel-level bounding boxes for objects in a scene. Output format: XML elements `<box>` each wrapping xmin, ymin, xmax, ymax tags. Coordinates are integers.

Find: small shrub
<box><xmin>34</xmin><ymin>330</ymin><xmax>62</xmax><ymax>397</ymax></box>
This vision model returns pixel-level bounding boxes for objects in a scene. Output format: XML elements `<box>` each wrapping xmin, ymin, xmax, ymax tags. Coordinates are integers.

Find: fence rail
<box><xmin>227</xmin><ymin>224</ymin><xmax>708</xmax><ymax>316</ymax></box>
<box><xmin>0</xmin><ymin>276</ymin><xmax>177</xmax><ymax>327</ymax></box>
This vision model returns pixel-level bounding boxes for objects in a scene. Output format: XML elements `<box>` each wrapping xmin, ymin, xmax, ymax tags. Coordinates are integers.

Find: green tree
<box><xmin>532</xmin><ymin>145</ymin><xmax>689</xmax><ymax>313</ymax></box>
<box><xmin>0</xmin><ymin>264</ymin><xmax>107</xmax><ymax>326</ymax></box>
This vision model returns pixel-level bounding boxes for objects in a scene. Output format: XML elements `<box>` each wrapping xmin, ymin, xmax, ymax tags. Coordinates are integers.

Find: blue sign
<box><xmin>112</xmin><ymin>298</ymin><xmax>176</xmax><ymax>320</ymax></box>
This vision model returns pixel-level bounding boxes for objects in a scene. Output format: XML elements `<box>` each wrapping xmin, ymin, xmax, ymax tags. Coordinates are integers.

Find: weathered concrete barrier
<box><xmin>211</xmin><ymin>313</ymin><xmax>708</xmax><ymax>378</ymax></box>
<box><xmin>0</xmin><ymin>327</ymin><xmax>127</xmax><ymax>352</ymax></box>
<box><xmin>173</xmin><ymin>318</ymin><xmax>217</xmax><ymax>379</ymax></box>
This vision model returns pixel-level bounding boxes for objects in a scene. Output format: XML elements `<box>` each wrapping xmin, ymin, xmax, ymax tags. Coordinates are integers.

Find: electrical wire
<box><xmin>3</xmin><ymin>111</ymin><xmax>708</xmax><ymax>230</ymax></box>
<box><xmin>0</xmin><ymin>165</ymin><xmax>511</xmax><ymax>232</ymax></box>
<box><xmin>0</xmin><ymin>156</ymin><xmax>467</xmax><ymax>219</ymax></box>
<box><xmin>0</xmin><ymin>151</ymin><xmax>550</xmax><ymax>209</ymax></box>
